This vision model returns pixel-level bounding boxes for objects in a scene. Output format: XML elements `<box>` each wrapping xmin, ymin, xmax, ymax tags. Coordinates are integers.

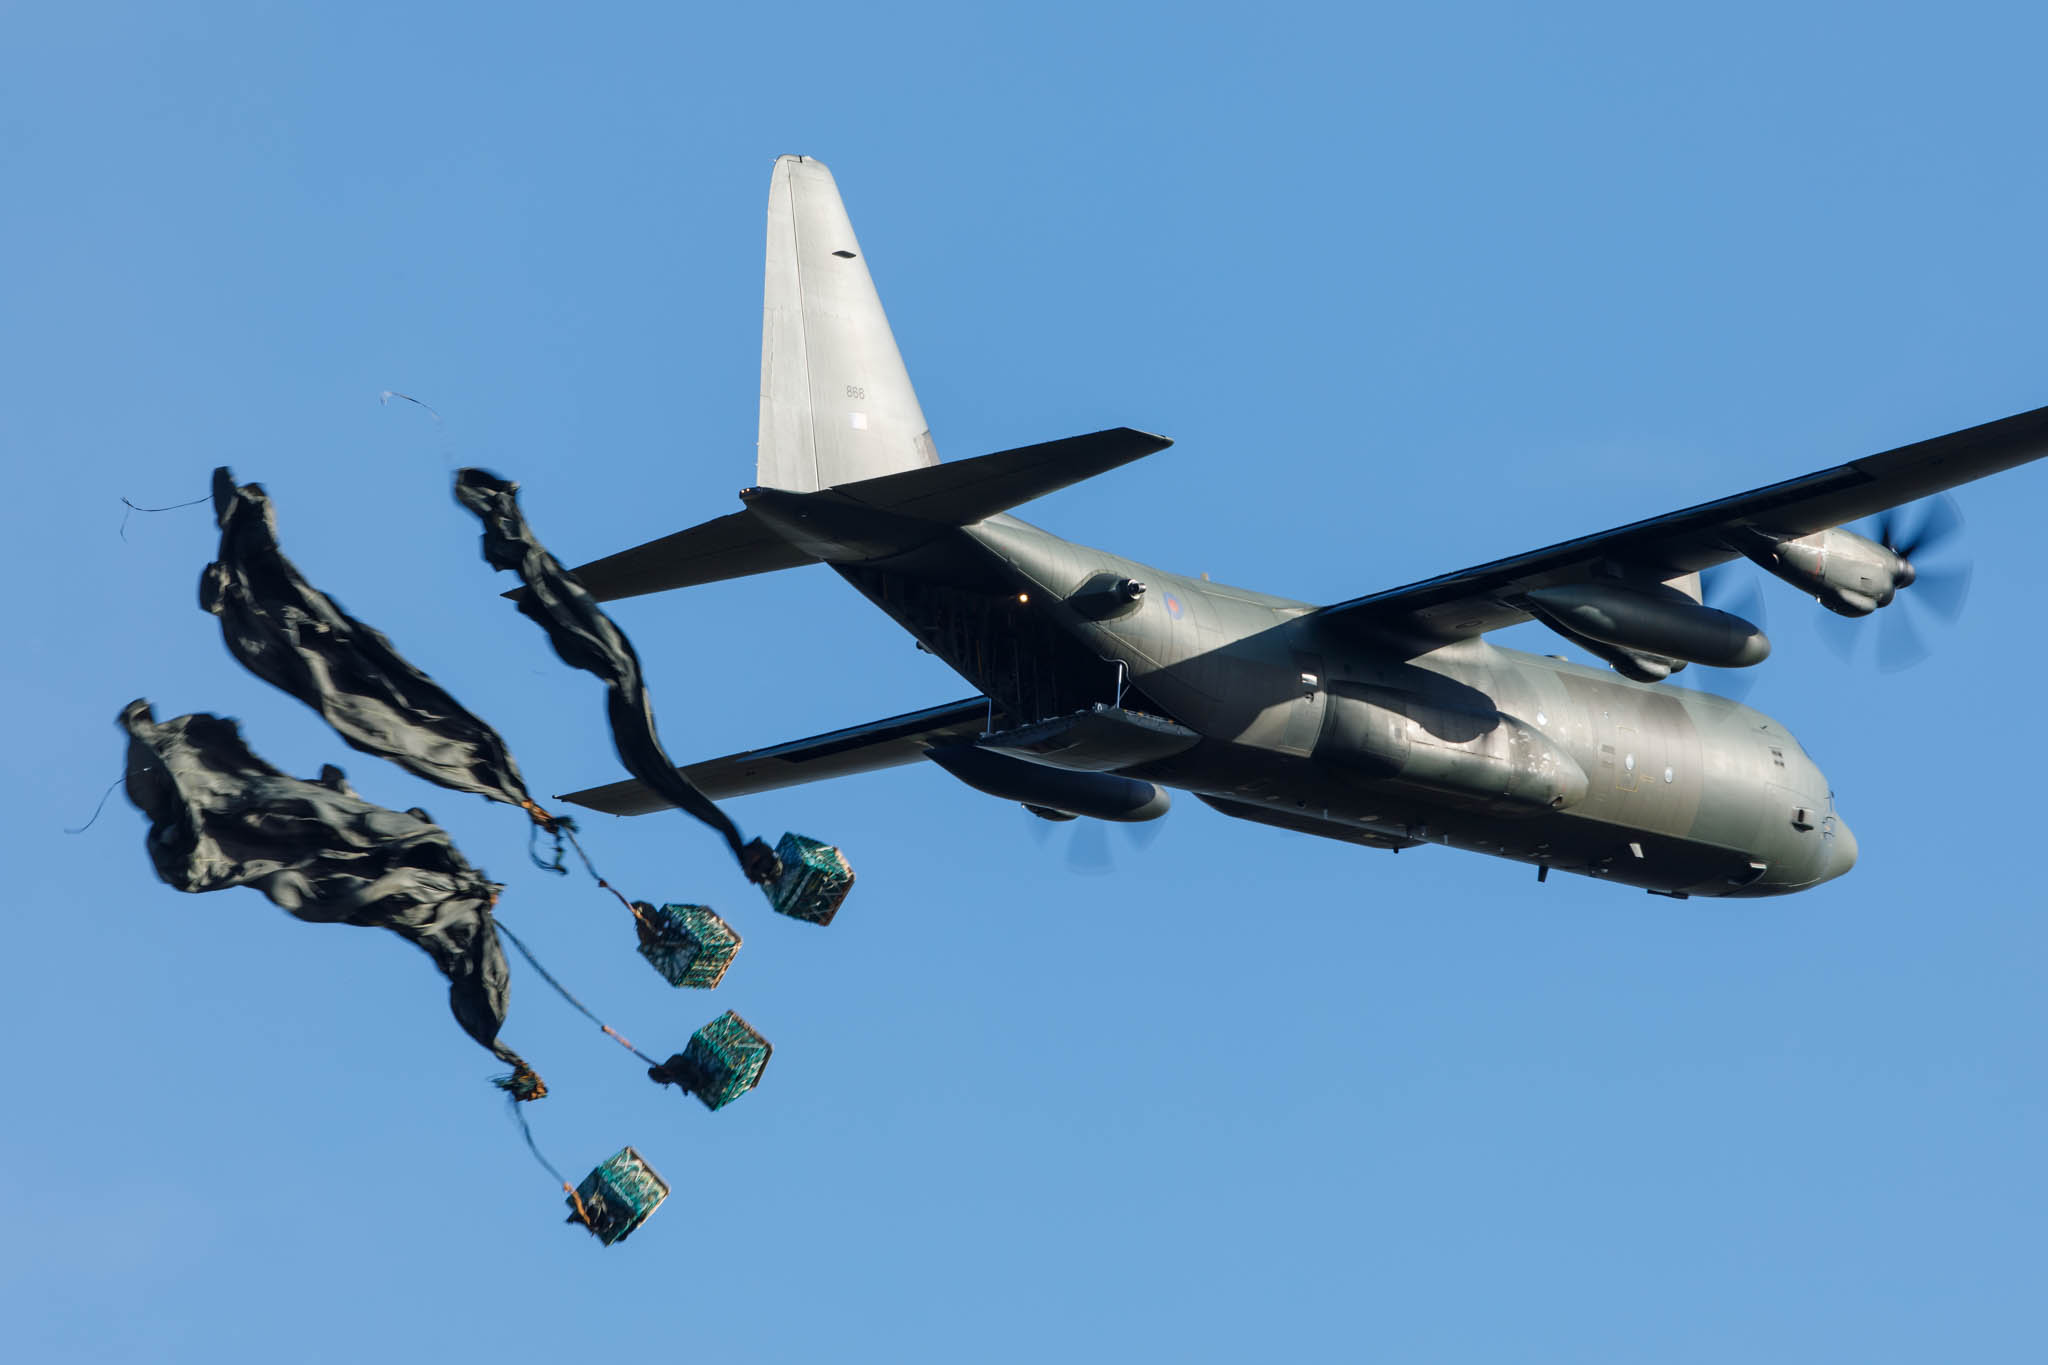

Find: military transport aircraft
<box><xmin>561</xmin><ymin>154</ymin><xmax>2048</xmax><ymax>899</ymax></box>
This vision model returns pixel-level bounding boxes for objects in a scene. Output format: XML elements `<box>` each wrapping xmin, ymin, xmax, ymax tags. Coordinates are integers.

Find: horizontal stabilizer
<box><xmin>563</xmin><ymin>697</ymin><xmax>990</xmax><ymax>815</ymax></box>
<box><xmin>563</xmin><ymin>427</ymin><xmax>1171</xmax><ymax>602</ymax></box>
<box><xmin>559</xmin><ymin>509</ymin><xmax>818</xmax><ymax>602</ymax></box>
<box><xmin>818</xmin><ymin>427</ymin><xmax>1171</xmax><ymax>524</ymax></box>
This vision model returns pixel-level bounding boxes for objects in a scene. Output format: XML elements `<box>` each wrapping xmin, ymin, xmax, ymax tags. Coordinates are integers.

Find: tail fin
<box><xmin>759</xmin><ymin>155</ymin><xmax>938</xmax><ymax>492</ymax></box>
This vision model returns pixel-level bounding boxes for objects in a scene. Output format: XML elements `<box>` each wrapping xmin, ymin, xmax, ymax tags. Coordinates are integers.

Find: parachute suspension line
<box><xmin>66</xmin><ymin>766</ymin><xmax>151</xmax><ymax>834</ymax></box>
<box><xmin>118</xmin><ymin>492</ymin><xmax>210</xmax><ymax>541</ymax></box>
<box><xmin>513</xmin><ymin>804</ymin><xmax>644</xmax><ymax>930</ymax></box>
<box><xmin>552</xmin><ymin>821</ymin><xmax>649</xmax><ymax>925</ymax></box>
<box><xmin>494</xmin><ymin>918</ymin><xmax>661</xmax><ymax>1068</ymax></box>
<box><xmin>525</xmin><ymin>818</ymin><xmax>569</xmax><ymax>876</ymax></box>
<box><xmin>508</xmin><ymin>1097</ymin><xmax>592</xmax><ymax>1230</ymax></box>
<box><xmin>378</xmin><ymin>390</ymin><xmax>457</xmax><ymax>470</ymax></box>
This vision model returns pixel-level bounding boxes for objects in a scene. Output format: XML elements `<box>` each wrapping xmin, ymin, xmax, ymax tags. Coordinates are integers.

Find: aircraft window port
<box><xmin>1792</xmin><ymin>808</ymin><xmax>1815</xmax><ymax>831</ymax></box>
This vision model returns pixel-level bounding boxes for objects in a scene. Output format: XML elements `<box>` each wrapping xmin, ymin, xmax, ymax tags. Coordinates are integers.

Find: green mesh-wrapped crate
<box><xmin>568</xmin><ymin>1146</ymin><xmax>668</xmax><ymax>1246</ymax></box>
<box><xmin>649</xmin><ymin>1010</ymin><xmax>772</xmax><ymax>1111</ymax></box>
<box><xmin>635</xmin><ymin>903</ymin><xmax>741</xmax><ymax>989</ymax></box>
<box><xmin>762</xmin><ymin>832</ymin><xmax>854</xmax><ymax>926</ymax></box>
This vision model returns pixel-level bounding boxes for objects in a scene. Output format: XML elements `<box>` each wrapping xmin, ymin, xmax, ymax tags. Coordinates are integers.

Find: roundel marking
<box><xmin>1164</xmin><ymin>592</ymin><xmax>1184</xmax><ymax>620</ymax></box>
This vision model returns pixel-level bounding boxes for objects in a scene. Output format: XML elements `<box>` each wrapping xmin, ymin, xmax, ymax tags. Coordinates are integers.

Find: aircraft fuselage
<box><xmin>840</xmin><ymin>514</ymin><xmax>1855</xmax><ymax>899</ymax></box>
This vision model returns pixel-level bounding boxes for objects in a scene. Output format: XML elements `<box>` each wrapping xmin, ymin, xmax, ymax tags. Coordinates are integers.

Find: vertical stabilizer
<box><xmin>758</xmin><ymin>155</ymin><xmax>938</xmax><ymax>492</ymax></box>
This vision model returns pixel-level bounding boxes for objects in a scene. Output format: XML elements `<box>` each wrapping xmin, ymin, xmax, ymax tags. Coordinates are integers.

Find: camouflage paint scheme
<box><xmin>916</xmin><ymin>516</ymin><xmax>1846</xmax><ymax>896</ymax></box>
<box><xmin>562</xmin><ymin>156</ymin><xmax>2048</xmax><ymax>900</ymax></box>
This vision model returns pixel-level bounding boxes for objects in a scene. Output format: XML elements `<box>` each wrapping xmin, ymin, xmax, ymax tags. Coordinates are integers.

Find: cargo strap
<box><xmin>495</xmin><ymin>918</ymin><xmax>661</xmax><ymax>1069</ymax></box>
<box><xmin>524</xmin><ymin>815</ymin><xmax>661</xmax><ymax>938</ymax></box>
<box><xmin>508</xmin><ymin>1098</ymin><xmax>592</xmax><ymax>1230</ymax></box>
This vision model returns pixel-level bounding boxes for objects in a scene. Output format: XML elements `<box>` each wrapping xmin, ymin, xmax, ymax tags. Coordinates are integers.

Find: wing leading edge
<box><xmin>1312</xmin><ymin>401</ymin><xmax>2048</xmax><ymax>642</ymax></box>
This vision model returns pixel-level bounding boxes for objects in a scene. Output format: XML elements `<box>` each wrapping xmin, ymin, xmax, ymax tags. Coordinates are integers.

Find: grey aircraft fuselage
<box><xmin>836</xmin><ymin>512</ymin><xmax>1852</xmax><ymax>899</ymax></box>
<box><xmin>563</xmin><ymin>155</ymin><xmax>2019</xmax><ymax>897</ymax></box>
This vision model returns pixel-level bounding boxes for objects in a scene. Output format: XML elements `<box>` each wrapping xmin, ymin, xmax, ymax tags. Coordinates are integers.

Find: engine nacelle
<box><xmin>1745</xmin><ymin>528</ymin><xmax>1906</xmax><ymax>617</ymax></box>
<box><xmin>925</xmin><ymin>745</ymin><xmax>1171</xmax><ymax>822</ymax></box>
<box><xmin>1525</xmin><ymin>582</ymin><xmax>1770</xmax><ymax>668</ymax></box>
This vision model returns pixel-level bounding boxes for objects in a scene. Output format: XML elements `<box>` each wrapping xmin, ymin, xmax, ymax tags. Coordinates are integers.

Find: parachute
<box><xmin>119</xmin><ymin>699</ymin><xmax>541</xmax><ymax>1095</ymax></box>
<box><xmin>201</xmin><ymin>468</ymin><xmax>551</xmax><ymax>824</ymax></box>
<box><xmin>453</xmin><ymin>469</ymin><xmax>781</xmax><ymax>885</ymax></box>
<box><xmin>115</xmin><ymin>462</ymin><xmax>854</xmax><ymax>1245</ymax></box>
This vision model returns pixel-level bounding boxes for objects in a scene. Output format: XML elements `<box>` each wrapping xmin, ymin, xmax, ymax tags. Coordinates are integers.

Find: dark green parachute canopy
<box><xmin>200</xmin><ymin>468</ymin><xmax>551</xmax><ymax>823</ymax></box>
<box><xmin>120</xmin><ymin>699</ymin><xmax>536</xmax><ymax>1083</ymax></box>
<box><xmin>453</xmin><ymin>469</ymin><xmax>778</xmax><ymax>884</ymax></box>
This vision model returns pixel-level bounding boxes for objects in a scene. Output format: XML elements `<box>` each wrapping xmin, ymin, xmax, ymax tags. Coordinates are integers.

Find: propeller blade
<box><xmin>1910</xmin><ymin>562</ymin><xmax>1973</xmax><ymax>622</ymax></box>
<box><xmin>1068</xmin><ymin>821</ymin><xmax>1114</xmax><ymax>875</ymax></box>
<box><xmin>1696</xmin><ymin>566</ymin><xmax>1768</xmax><ymax>699</ymax></box>
<box><xmin>1122</xmin><ymin>818</ymin><xmax>1166</xmax><ymax>852</ymax></box>
<box><xmin>1813</xmin><ymin>606</ymin><xmax>1863</xmax><ymax>662</ymax></box>
<box><xmin>1898</xmin><ymin>493</ymin><xmax>1965</xmax><ymax>559</ymax></box>
<box><xmin>1876</xmin><ymin>507</ymin><xmax>1904</xmax><ymax>553</ymax></box>
<box><xmin>1692</xmin><ymin>665</ymin><xmax>1757</xmax><ymax>703</ymax></box>
<box><xmin>1713</xmin><ymin>579</ymin><xmax>1766</xmax><ymax>630</ymax></box>
<box><xmin>1026</xmin><ymin>805</ymin><xmax>1164</xmax><ymax>874</ymax></box>
<box><xmin>1878</xmin><ymin>605</ymin><xmax>1929</xmax><ymax>672</ymax></box>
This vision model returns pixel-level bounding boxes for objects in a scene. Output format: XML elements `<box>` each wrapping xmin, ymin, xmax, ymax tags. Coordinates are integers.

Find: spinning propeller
<box><xmin>1024</xmin><ymin>806</ymin><xmax>1164</xmax><ymax>875</ymax></box>
<box><xmin>1692</xmin><ymin>566</ymin><xmax>1770</xmax><ymax>702</ymax></box>
<box><xmin>1817</xmin><ymin>494</ymin><xmax>1974</xmax><ymax>671</ymax></box>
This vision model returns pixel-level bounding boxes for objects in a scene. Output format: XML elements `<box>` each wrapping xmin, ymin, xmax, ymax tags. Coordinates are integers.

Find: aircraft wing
<box><xmin>1311</xmin><ymin>402</ymin><xmax>2048</xmax><ymax>642</ymax></box>
<box><xmin>561</xmin><ymin>697</ymin><xmax>989</xmax><ymax>815</ymax></box>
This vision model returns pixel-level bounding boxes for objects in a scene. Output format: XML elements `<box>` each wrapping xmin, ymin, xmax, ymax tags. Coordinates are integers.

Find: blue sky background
<box><xmin>5</xmin><ymin>3</ymin><xmax>2044</xmax><ymax>1360</ymax></box>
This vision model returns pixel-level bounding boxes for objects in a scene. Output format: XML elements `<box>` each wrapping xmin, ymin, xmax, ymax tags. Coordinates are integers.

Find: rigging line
<box><xmin>379</xmin><ymin>389</ymin><xmax>457</xmax><ymax>469</ymax></box>
<box><xmin>555</xmin><ymin>823</ymin><xmax>647</xmax><ymax>923</ymax></box>
<box><xmin>66</xmin><ymin>766</ymin><xmax>150</xmax><ymax>834</ymax></box>
<box><xmin>525</xmin><ymin>820</ymin><xmax>569</xmax><ymax>876</ymax></box>
<box><xmin>494</xmin><ymin>917</ymin><xmax>661</xmax><ymax>1067</ymax></box>
<box><xmin>509</xmin><ymin>1101</ymin><xmax>593</xmax><ymax>1229</ymax></box>
<box><xmin>118</xmin><ymin>493</ymin><xmax>210</xmax><ymax>542</ymax></box>
<box><xmin>509</xmin><ymin>1099</ymin><xmax>569</xmax><ymax>1187</ymax></box>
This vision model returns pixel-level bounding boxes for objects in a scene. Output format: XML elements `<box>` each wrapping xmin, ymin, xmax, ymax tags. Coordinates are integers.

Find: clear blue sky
<box><xmin>5</xmin><ymin>4</ymin><xmax>2044</xmax><ymax>1361</ymax></box>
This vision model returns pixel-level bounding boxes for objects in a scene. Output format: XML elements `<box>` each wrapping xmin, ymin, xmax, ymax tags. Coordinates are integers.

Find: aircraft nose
<box><xmin>1824</xmin><ymin>818</ymin><xmax>1859</xmax><ymax>882</ymax></box>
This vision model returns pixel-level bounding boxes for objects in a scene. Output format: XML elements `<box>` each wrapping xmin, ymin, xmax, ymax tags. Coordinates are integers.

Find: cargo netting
<box><xmin>649</xmin><ymin>1010</ymin><xmax>772</xmax><ymax>1111</ymax></box>
<box><xmin>762</xmin><ymin>832</ymin><xmax>855</xmax><ymax>925</ymax></box>
<box><xmin>635</xmin><ymin>903</ymin><xmax>741</xmax><ymax>988</ymax></box>
<box><xmin>570</xmin><ymin>1146</ymin><xmax>669</xmax><ymax>1246</ymax></box>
